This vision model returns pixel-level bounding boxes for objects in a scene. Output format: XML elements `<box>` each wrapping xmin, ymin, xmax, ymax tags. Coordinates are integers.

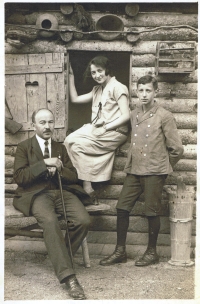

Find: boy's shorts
<box><xmin>116</xmin><ymin>174</ymin><xmax>167</xmax><ymax>216</ymax></box>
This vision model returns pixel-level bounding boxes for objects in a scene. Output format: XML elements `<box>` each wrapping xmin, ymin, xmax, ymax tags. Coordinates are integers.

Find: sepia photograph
<box><xmin>3</xmin><ymin>0</ymin><xmax>199</xmax><ymax>301</ymax></box>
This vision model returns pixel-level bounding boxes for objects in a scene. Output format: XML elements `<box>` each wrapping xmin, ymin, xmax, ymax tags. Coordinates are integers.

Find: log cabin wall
<box><xmin>5</xmin><ymin>3</ymin><xmax>197</xmax><ymax>257</ymax></box>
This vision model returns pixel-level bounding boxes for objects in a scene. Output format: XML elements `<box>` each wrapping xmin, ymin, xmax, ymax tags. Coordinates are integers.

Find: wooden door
<box><xmin>5</xmin><ymin>53</ymin><xmax>67</xmax><ymax>145</ymax></box>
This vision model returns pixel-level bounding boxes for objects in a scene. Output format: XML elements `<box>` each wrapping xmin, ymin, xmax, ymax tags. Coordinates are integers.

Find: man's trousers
<box><xmin>31</xmin><ymin>189</ymin><xmax>91</xmax><ymax>283</ymax></box>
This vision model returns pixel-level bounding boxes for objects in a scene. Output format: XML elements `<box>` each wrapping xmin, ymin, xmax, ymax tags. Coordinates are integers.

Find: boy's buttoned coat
<box><xmin>124</xmin><ymin>101</ymin><xmax>184</xmax><ymax>175</ymax></box>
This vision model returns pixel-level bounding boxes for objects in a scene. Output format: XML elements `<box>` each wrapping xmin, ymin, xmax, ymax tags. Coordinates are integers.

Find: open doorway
<box><xmin>68</xmin><ymin>51</ymin><xmax>131</xmax><ymax>131</ymax></box>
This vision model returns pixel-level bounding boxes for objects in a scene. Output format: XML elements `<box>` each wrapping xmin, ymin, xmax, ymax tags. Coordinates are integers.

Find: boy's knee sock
<box><xmin>147</xmin><ymin>215</ymin><xmax>160</xmax><ymax>249</ymax></box>
<box><xmin>117</xmin><ymin>209</ymin><xmax>129</xmax><ymax>247</ymax></box>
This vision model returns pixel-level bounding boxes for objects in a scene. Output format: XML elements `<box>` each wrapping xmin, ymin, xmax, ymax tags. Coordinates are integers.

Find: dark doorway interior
<box><xmin>68</xmin><ymin>51</ymin><xmax>130</xmax><ymax>131</ymax></box>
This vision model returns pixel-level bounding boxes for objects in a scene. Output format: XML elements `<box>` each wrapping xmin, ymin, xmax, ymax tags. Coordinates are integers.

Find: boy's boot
<box><xmin>135</xmin><ymin>215</ymin><xmax>160</xmax><ymax>266</ymax></box>
<box><xmin>135</xmin><ymin>247</ymin><xmax>159</xmax><ymax>266</ymax></box>
<box><xmin>99</xmin><ymin>245</ymin><xmax>127</xmax><ymax>266</ymax></box>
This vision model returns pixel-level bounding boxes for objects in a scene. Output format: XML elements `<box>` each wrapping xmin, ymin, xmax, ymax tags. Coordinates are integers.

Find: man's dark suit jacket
<box><xmin>13</xmin><ymin>135</ymin><xmax>92</xmax><ymax>216</ymax></box>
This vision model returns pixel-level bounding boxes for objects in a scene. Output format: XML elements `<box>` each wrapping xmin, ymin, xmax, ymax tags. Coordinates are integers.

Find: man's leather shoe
<box><xmin>135</xmin><ymin>247</ymin><xmax>159</xmax><ymax>266</ymax></box>
<box><xmin>65</xmin><ymin>275</ymin><xmax>86</xmax><ymax>300</ymax></box>
<box><xmin>99</xmin><ymin>245</ymin><xmax>127</xmax><ymax>266</ymax></box>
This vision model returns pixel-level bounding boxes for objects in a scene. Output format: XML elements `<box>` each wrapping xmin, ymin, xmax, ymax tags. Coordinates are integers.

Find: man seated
<box><xmin>13</xmin><ymin>108</ymin><xmax>91</xmax><ymax>300</ymax></box>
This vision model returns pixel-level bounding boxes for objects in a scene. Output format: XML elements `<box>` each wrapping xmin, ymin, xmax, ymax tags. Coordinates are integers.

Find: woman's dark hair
<box><xmin>83</xmin><ymin>56</ymin><xmax>113</xmax><ymax>81</ymax></box>
<box><xmin>137</xmin><ymin>75</ymin><xmax>158</xmax><ymax>90</ymax></box>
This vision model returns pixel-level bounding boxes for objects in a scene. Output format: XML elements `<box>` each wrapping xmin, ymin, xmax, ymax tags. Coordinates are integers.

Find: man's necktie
<box><xmin>44</xmin><ymin>140</ymin><xmax>50</xmax><ymax>159</ymax></box>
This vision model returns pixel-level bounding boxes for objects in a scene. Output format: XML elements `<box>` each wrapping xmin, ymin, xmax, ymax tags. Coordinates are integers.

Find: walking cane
<box><xmin>57</xmin><ymin>155</ymin><xmax>75</xmax><ymax>270</ymax></box>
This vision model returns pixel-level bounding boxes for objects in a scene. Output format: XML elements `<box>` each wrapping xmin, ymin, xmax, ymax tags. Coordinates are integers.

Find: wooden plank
<box><xmin>5</xmin><ymin>54</ymin><xmax>28</xmax><ymax>66</ymax></box>
<box><xmin>5</xmin><ymin>75</ymin><xmax>27</xmax><ymax>123</ymax></box>
<box><xmin>5</xmin><ymin>64</ymin><xmax>63</xmax><ymax>75</ymax></box>
<box><xmin>46</xmin><ymin>73</ymin><xmax>65</xmax><ymax>128</ymax></box>
<box><xmin>28</xmin><ymin>53</ymin><xmax>46</xmax><ymax>65</ymax></box>
<box><xmin>27</xmin><ymin>73</ymin><xmax>47</xmax><ymax>122</ymax></box>
<box><xmin>45</xmin><ymin>53</ymin><xmax>53</xmax><ymax>64</ymax></box>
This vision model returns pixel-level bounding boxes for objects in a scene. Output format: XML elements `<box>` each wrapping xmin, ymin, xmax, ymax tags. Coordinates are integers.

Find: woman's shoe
<box><xmin>99</xmin><ymin>245</ymin><xmax>127</xmax><ymax>266</ymax></box>
<box><xmin>88</xmin><ymin>190</ymin><xmax>99</xmax><ymax>205</ymax></box>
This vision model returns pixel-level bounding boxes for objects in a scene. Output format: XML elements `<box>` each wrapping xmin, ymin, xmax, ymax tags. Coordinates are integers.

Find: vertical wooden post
<box><xmin>168</xmin><ymin>177</ymin><xmax>194</xmax><ymax>266</ymax></box>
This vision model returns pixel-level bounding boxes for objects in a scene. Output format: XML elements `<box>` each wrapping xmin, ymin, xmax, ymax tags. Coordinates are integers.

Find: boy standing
<box><xmin>100</xmin><ymin>75</ymin><xmax>184</xmax><ymax>267</ymax></box>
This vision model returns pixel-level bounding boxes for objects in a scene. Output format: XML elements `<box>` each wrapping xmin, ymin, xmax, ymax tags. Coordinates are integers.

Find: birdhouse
<box><xmin>155</xmin><ymin>41</ymin><xmax>196</xmax><ymax>75</ymax></box>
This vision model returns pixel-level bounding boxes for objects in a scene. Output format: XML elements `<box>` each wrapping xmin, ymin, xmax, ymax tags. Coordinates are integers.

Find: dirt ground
<box><xmin>4</xmin><ymin>251</ymin><xmax>196</xmax><ymax>301</ymax></box>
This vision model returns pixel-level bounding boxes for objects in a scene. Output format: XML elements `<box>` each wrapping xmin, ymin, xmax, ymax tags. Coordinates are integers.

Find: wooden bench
<box><xmin>5</xmin><ymin>198</ymin><xmax>110</xmax><ymax>268</ymax></box>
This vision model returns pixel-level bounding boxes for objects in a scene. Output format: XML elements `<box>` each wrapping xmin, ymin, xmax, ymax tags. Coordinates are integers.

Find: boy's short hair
<box><xmin>137</xmin><ymin>75</ymin><xmax>158</xmax><ymax>90</ymax></box>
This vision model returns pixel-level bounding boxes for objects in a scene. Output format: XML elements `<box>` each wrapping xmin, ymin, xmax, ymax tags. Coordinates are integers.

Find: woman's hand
<box><xmin>94</xmin><ymin>118</ymin><xmax>105</xmax><ymax>127</ymax></box>
<box><xmin>92</xmin><ymin>125</ymin><xmax>106</xmax><ymax>137</ymax></box>
<box><xmin>69</xmin><ymin>63</ymin><xmax>74</xmax><ymax>76</ymax></box>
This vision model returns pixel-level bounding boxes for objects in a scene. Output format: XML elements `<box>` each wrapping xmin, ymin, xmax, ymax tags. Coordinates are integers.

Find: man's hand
<box><xmin>46</xmin><ymin>166</ymin><xmax>57</xmax><ymax>177</ymax></box>
<box><xmin>44</xmin><ymin>157</ymin><xmax>63</xmax><ymax>172</ymax></box>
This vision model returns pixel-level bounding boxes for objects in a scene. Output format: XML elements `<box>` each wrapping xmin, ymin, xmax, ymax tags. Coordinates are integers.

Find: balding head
<box><xmin>32</xmin><ymin>108</ymin><xmax>55</xmax><ymax>140</ymax></box>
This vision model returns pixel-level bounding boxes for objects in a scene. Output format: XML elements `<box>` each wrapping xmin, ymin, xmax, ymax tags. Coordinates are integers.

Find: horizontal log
<box><xmin>5</xmin><ymin>132</ymin><xmax>28</xmax><ymax>146</ymax></box>
<box><xmin>4</xmin><ymin>169</ymin><xmax>196</xmax><ymax>187</ymax></box>
<box><xmin>113</xmin><ymin>157</ymin><xmax>196</xmax><ymax>172</ymax></box>
<box><xmin>5</xmin><ymin>40</ymin><xmax>198</xmax><ymax>56</ymax></box>
<box><xmin>5</xmin><ymin>178</ymin><xmax>14</xmax><ymax>184</ymax></box>
<box><xmin>5</xmin><ymin>184</ymin><xmax>18</xmax><ymax>193</ymax></box>
<box><xmin>8</xmin><ymin>11</ymin><xmax>197</xmax><ymax>28</ymax></box>
<box><xmin>178</xmin><ymin>129</ymin><xmax>197</xmax><ymax>145</ymax></box>
<box><xmin>5</xmin><ymin>2</ymin><xmax>198</xmax><ymax>15</ymax></box>
<box><xmin>5</xmin><ymin>155</ymin><xmax>14</xmax><ymax>169</ymax></box>
<box><xmin>119</xmin><ymin>142</ymin><xmax>197</xmax><ymax>159</ymax></box>
<box><xmin>6</xmin><ymin>183</ymin><xmax>196</xmax><ymax>200</ymax></box>
<box><xmin>132</xmin><ymin>54</ymin><xmax>198</xmax><ymax>69</ymax></box>
<box><xmin>91</xmin><ymin>12</ymin><xmax>198</xmax><ymax>28</ymax></box>
<box><xmin>132</xmin><ymin>82</ymin><xmax>197</xmax><ymax>98</ymax></box>
<box><xmin>5</xmin><ymin>169</ymin><xmax>14</xmax><ymax>177</ymax></box>
<box><xmin>93</xmin><ymin>184</ymin><xmax>196</xmax><ymax>200</ymax></box>
<box><xmin>5</xmin><ymin>143</ymin><xmax>197</xmax><ymax>172</ymax></box>
<box><xmin>5</xmin><ymin>129</ymin><xmax>66</xmax><ymax>145</ymax></box>
<box><xmin>5</xmin><ymin>146</ymin><xmax>17</xmax><ymax>156</ymax></box>
<box><xmin>5</xmin><ymin>228</ymin><xmax>43</xmax><ymax>238</ymax></box>
<box><xmin>87</xmin><ymin>231</ymin><xmax>196</xmax><ymax>247</ymax></box>
<box><xmin>130</xmin><ymin>98</ymin><xmax>197</xmax><ymax>114</ymax></box>
<box><xmin>5</xmin><ymin>198</ymin><xmax>169</xmax><ymax>218</ymax></box>
<box><xmin>4</xmin><ymin>197</ymin><xmax>169</xmax><ymax>217</ymax></box>
<box><xmin>131</xmin><ymin>67</ymin><xmax>198</xmax><ymax>82</ymax></box>
<box><xmin>89</xmin><ymin>215</ymin><xmax>196</xmax><ymax>235</ymax></box>
<box><xmin>137</xmin><ymin>28</ymin><xmax>197</xmax><ymax>42</ymax></box>
<box><xmin>174</xmin><ymin>114</ymin><xmax>198</xmax><ymax>130</ymax></box>
<box><xmin>109</xmin><ymin>171</ymin><xmax>196</xmax><ymax>186</ymax></box>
